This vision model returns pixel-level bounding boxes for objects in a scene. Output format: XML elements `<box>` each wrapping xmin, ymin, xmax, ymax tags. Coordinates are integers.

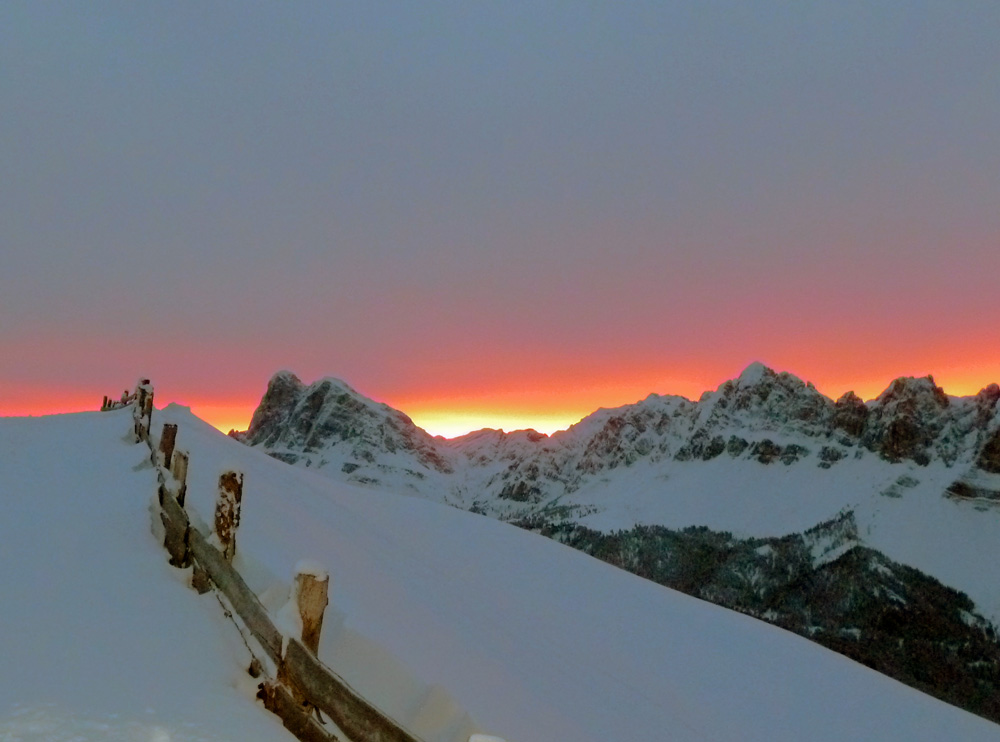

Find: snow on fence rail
<box><xmin>116</xmin><ymin>383</ymin><xmax>487</xmax><ymax>742</ymax></box>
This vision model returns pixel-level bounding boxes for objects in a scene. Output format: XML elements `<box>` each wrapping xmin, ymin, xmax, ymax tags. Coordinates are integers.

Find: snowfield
<box><xmin>567</xmin><ymin>452</ymin><xmax>1000</xmax><ymax>623</ymax></box>
<box><xmin>3</xmin><ymin>406</ymin><xmax>1000</xmax><ymax>741</ymax></box>
<box><xmin>0</xmin><ymin>411</ymin><xmax>289</xmax><ymax>742</ymax></box>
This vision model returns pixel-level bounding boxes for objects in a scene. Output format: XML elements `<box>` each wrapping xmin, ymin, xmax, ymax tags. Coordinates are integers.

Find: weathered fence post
<box><xmin>276</xmin><ymin>561</ymin><xmax>330</xmax><ymax>711</ymax></box>
<box><xmin>215</xmin><ymin>471</ymin><xmax>243</xmax><ymax>563</ymax></box>
<box><xmin>102</xmin><ymin>395</ymin><xmax>109</xmax><ymax>411</ymax></box>
<box><xmin>133</xmin><ymin>380</ymin><xmax>153</xmax><ymax>442</ymax></box>
<box><xmin>133</xmin><ymin>395</ymin><xmax>143</xmax><ymax>440</ymax></box>
<box><xmin>171</xmin><ymin>450</ymin><xmax>189</xmax><ymax>507</ymax></box>
<box><xmin>142</xmin><ymin>387</ymin><xmax>153</xmax><ymax>429</ymax></box>
<box><xmin>294</xmin><ymin>561</ymin><xmax>329</xmax><ymax>655</ymax></box>
<box><xmin>158</xmin><ymin>423</ymin><xmax>178</xmax><ymax>469</ymax></box>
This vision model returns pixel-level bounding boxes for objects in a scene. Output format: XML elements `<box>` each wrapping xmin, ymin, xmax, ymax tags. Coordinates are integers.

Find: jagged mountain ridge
<box><xmin>238</xmin><ymin>363</ymin><xmax>1000</xmax><ymax>514</ymax></box>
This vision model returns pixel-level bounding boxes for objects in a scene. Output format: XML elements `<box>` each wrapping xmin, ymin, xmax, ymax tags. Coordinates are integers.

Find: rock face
<box><xmin>862</xmin><ymin>377</ymin><xmax>952</xmax><ymax>465</ymax></box>
<box><xmin>978</xmin><ymin>430</ymin><xmax>1000</xmax><ymax>474</ymax></box>
<box><xmin>241</xmin><ymin>371</ymin><xmax>452</xmax><ymax>486</ymax></box>
<box><xmin>239</xmin><ymin>364</ymin><xmax>1000</xmax><ymax>517</ymax></box>
<box><xmin>833</xmin><ymin>391</ymin><xmax>868</xmax><ymax>438</ymax></box>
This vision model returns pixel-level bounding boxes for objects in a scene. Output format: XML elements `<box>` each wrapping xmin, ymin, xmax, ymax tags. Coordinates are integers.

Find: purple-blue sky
<box><xmin>3</xmin><ymin>2</ymin><xmax>999</xmax><ymax>436</ymax></box>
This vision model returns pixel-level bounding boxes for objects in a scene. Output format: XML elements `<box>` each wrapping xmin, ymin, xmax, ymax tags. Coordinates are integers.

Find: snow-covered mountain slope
<box><xmin>238</xmin><ymin>365</ymin><xmax>1000</xmax><ymax>624</ymax></box>
<box><xmin>529</xmin><ymin>511</ymin><xmax>1000</xmax><ymax>721</ymax></box>
<box><xmin>5</xmin><ymin>406</ymin><xmax>1000</xmax><ymax>740</ymax></box>
<box><xmin>151</xmin><ymin>405</ymin><xmax>1000</xmax><ymax>739</ymax></box>
<box><xmin>0</xmin><ymin>412</ymin><xmax>289</xmax><ymax>742</ymax></box>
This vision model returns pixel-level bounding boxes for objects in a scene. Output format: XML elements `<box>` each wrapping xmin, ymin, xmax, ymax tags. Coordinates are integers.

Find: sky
<box><xmin>2</xmin><ymin>2</ymin><xmax>999</xmax><ymax>438</ymax></box>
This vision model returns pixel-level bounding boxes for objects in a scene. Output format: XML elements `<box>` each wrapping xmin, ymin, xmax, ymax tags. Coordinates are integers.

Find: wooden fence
<box><xmin>115</xmin><ymin>382</ymin><xmax>466</xmax><ymax>742</ymax></box>
<box><xmin>101</xmin><ymin>378</ymin><xmax>154</xmax><ymax>443</ymax></box>
<box><xmin>101</xmin><ymin>388</ymin><xmax>137</xmax><ymax>411</ymax></box>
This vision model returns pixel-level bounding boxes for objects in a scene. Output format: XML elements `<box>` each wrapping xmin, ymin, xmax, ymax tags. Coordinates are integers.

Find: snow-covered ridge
<box><xmin>237</xmin><ymin>365</ymin><xmax>1000</xmax><ymax>513</ymax></box>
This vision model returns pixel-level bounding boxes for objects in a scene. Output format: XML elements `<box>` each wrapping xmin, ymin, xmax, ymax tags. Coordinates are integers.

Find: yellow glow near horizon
<box><xmin>405</xmin><ymin>409</ymin><xmax>587</xmax><ymax>438</ymax></box>
<box><xmin>190</xmin><ymin>403</ymin><xmax>255</xmax><ymax>435</ymax></box>
<box><xmin>186</xmin><ymin>368</ymin><xmax>1000</xmax><ymax>440</ymax></box>
<box><xmin>6</xmin><ymin>368</ymin><xmax>999</xmax><ymax>441</ymax></box>
<box><xmin>195</xmin><ymin>404</ymin><xmax>587</xmax><ymax>439</ymax></box>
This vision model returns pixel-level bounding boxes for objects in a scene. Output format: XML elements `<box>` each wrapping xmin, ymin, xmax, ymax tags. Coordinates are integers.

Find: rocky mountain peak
<box><xmin>735</xmin><ymin>361</ymin><xmax>773</xmax><ymax>387</ymax></box>
<box><xmin>694</xmin><ymin>364</ymin><xmax>833</xmax><ymax>436</ymax></box>
<box><xmin>864</xmin><ymin>376</ymin><xmax>954</xmax><ymax>465</ymax></box>
<box><xmin>832</xmin><ymin>391</ymin><xmax>868</xmax><ymax>438</ymax></box>
<box><xmin>242</xmin><ymin>372</ymin><xmax>453</xmax><ymax>480</ymax></box>
<box><xmin>979</xmin><ymin>383</ymin><xmax>1000</xmax><ymax>405</ymax></box>
<box><xmin>874</xmin><ymin>375</ymin><xmax>950</xmax><ymax>410</ymax></box>
<box><xmin>244</xmin><ymin>370</ymin><xmax>306</xmax><ymax>441</ymax></box>
<box><xmin>974</xmin><ymin>384</ymin><xmax>1000</xmax><ymax>427</ymax></box>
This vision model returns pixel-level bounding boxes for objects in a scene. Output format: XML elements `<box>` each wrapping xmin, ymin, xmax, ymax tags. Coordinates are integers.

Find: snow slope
<box><xmin>0</xmin><ymin>411</ymin><xmax>289</xmax><ymax>742</ymax></box>
<box><xmin>4</xmin><ymin>406</ymin><xmax>1000</xmax><ymax>741</ymax></box>
<box><xmin>160</xmin><ymin>405</ymin><xmax>1000</xmax><ymax>742</ymax></box>
<box><xmin>565</xmin><ymin>453</ymin><xmax>1000</xmax><ymax>623</ymax></box>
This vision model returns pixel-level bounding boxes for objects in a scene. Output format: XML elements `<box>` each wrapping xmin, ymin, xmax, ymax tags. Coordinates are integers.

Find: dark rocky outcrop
<box><xmin>244</xmin><ymin>370</ymin><xmax>306</xmax><ymax>447</ymax></box>
<box><xmin>977</xmin><ymin>428</ymin><xmax>1000</xmax><ymax>474</ymax></box>
<box><xmin>862</xmin><ymin>377</ymin><xmax>951</xmax><ymax>465</ymax></box>
<box><xmin>833</xmin><ymin>391</ymin><xmax>868</xmax><ymax>438</ymax></box>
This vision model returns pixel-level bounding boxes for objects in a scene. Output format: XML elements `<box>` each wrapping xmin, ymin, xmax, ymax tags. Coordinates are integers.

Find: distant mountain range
<box><xmin>233</xmin><ymin>364</ymin><xmax>1000</xmax><ymax>723</ymax></box>
<box><xmin>236</xmin><ymin>363</ymin><xmax>1000</xmax><ymax>514</ymax></box>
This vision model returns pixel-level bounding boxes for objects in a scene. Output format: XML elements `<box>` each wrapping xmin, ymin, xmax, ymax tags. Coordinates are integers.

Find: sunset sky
<box><xmin>3</xmin><ymin>3</ymin><xmax>999</xmax><ymax>438</ymax></box>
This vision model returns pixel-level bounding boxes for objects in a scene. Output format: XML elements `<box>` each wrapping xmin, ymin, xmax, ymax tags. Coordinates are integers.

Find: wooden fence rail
<box><xmin>135</xmin><ymin>398</ymin><xmax>433</xmax><ymax>742</ymax></box>
<box><xmin>101</xmin><ymin>389</ymin><xmax>137</xmax><ymax>411</ymax></box>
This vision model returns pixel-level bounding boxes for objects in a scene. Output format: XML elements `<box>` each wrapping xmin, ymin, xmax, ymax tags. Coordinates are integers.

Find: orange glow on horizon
<box><xmin>387</xmin><ymin>364</ymin><xmax>1000</xmax><ymax>438</ymax></box>
<box><xmin>186</xmin><ymin>403</ymin><xmax>255</xmax><ymax>435</ymax></box>
<box><xmin>192</xmin><ymin>362</ymin><xmax>1000</xmax><ymax>439</ymax></box>
<box><xmin>4</xmin><ymin>362</ymin><xmax>1000</xmax><ymax>440</ymax></box>
<box><xmin>0</xmin><ymin>386</ymin><xmax>103</xmax><ymax>419</ymax></box>
<box><xmin>404</xmin><ymin>408</ymin><xmax>587</xmax><ymax>438</ymax></box>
